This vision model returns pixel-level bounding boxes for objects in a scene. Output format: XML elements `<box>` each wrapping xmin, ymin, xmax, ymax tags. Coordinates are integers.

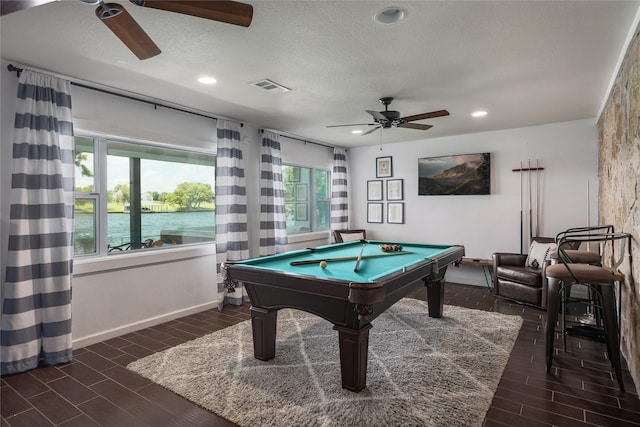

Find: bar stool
<box><xmin>551</xmin><ymin>225</ymin><xmax>614</xmax><ymax>265</ymax></box>
<box><xmin>544</xmin><ymin>231</ymin><xmax>630</xmax><ymax>391</ymax></box>
<box><xmin>549</xmin><ymin>225</ymin><xmax>614</xmax><ymax>343</ymax></box>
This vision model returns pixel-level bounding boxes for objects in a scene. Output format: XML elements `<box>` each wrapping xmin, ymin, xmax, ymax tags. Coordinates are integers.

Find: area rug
<box><xmin>127</xmin><ymin>298</ymin><xmax>523</xmax><ymax>426</ymax></box>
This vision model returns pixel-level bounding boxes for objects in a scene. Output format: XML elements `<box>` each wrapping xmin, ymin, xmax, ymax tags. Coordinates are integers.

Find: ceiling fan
<box><xmin>0</xmin><ymin>0</ymin><xmax>253</xmax><ymax>60</ymax></box>
<box><xmin>327</xmin><ymin>97</ymin><xmax>449</xmax><ymax>136</ymax></box>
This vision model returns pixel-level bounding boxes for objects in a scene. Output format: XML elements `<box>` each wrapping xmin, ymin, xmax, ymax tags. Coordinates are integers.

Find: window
<box><xmin>283</xmin><ymin>165</ymin><xmax>331</xmax><ymax>234</ymax></box>
<box><xmin>73</xmin><ymin>135</ymin><xmax>215</xmax><ymax>256</ymax></box>
<box><xmin>74</xmin><ymin>136</ymin><xmax>97</xmax><ymax>255</ymax></box>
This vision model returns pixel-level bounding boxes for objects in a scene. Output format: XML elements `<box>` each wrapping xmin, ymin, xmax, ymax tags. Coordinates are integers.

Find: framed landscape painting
<box><xmin>418</xmin><ymin>152</ymin><xmax>490</xmax><ymax>196</ymax></box>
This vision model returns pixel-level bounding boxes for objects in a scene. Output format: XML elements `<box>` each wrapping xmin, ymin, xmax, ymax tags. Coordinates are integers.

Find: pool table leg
<box><xmin>425</xmin><ymin>274</ymin><xmax>446</xmax><ymax>318</ymax></box>
<box><xmin>250</xmin><ymin>306</ymin><xmax>277</xmax><ymax>361</ymax></box>
<box><xmin>334</xmin><ymin>324</ymin><xmax>373</xmax><ymax>392</ymax></box>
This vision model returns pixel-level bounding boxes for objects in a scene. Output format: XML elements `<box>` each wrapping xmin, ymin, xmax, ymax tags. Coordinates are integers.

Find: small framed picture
<box><xmin>387</xmin><ymin>202</ymin><xmax>404</xmax><ymax>224</ymax></box>
<box><xmin>367</xmin><ymin>180</ymin><xmax>383</xmax><ymax>201</ymax></box>
<box><xmin>376</xmin><ymin>156</ymin><xmax>393</xmax><ymax>178</ymax></box>
<box><xmin>386</xmin><ymin>179</ymin><xmax>404</xmax><ymax>201</ymax></box>
<box><xmin>295</xmin><ymin>203</ymin><xmax>308</xmax><ymax>221</ymax></box>
<box><xmin>295</xmin><ymin>184</ymin><xmax>308</xmax><ymax>201</ymax></box>
<box><xmin>367</xmin><ymin>203</ymin><xmax>383</xmax><ymax>223</ymax></box>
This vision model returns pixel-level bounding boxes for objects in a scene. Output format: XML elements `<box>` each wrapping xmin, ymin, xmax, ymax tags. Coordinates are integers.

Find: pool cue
<box><xmin>520</xmin><ymin>161</ymin><xmax>523</xmax><ymax>253</ymax></box>
<box><xmin>353</xmin><ymin>242</ymin><xmax>367</xmax><ymax>272</ymax></box>
<box><xmin>528</xmin><ymin>159</ymin><xmax>532</xmax><ymax>243</ymax></box>
<box><xmin>290</xmin><ymin>251</ymin><xmax>412</xmax><ymax>266</ymax></box>
<box><xmin>587</xmin><ymin>180</ymin><xmax>591</xmax><ymax>251</ymax></box>
<box><xmin>535</xmin><ymin>159</ymin><xmax>540</xmax><ymax>237</ymax></box>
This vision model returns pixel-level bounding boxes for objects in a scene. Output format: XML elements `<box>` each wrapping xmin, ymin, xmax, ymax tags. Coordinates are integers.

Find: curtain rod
<box><xmin>7</xmin><ymin>63</ymin><xmax>243</xmax><ymax>127</ymax></box>
<box><xmin>259</xmin><ymin>128</ymin><xmax>340</xmax><ymax>150</ymax></box>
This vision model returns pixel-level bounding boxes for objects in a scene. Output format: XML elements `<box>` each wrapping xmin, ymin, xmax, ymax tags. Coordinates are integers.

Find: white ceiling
<box><xmin>1</xmin><ymin>1</ymin><xmax>639</xmax><ymax>147</ymax></box>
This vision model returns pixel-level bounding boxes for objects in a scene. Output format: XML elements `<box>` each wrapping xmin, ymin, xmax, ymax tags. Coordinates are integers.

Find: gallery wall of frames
<box><xmin>367</xmin><ymin>156</ymin><xmax>404</xmax><ymax>224</ymax></box>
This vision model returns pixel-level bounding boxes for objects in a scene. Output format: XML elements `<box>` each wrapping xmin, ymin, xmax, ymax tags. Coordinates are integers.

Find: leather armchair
<box><xmin>492</xmin><ymin>237</ymin><xmax>555</xmax><ymax>309</ymax></box>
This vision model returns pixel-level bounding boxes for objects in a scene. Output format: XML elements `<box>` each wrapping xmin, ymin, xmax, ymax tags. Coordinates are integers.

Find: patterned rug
<box><xmin>128</xmin><ymin>298</ymin><xmax>522</xmax><ymax>427</ymax></box>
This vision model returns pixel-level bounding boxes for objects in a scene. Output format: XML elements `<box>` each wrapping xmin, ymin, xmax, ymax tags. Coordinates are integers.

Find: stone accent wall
<box><xmin>598</xmin><ymin>24</ymin><xmax>640</xmax><ymax>394</ymax></box>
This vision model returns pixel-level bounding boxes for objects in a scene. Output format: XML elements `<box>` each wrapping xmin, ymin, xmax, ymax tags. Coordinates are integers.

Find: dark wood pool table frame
<box><xmin>222</xmin><ymin>241</ymin><xmax>464</xmax><ymax>392</ymax></box>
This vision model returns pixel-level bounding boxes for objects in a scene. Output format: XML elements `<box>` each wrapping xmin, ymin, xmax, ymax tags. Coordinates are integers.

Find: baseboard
<box><xmin>72</xmin><ymin>301</ymin><xmax>219</xmax><ymax>349</ymax></box>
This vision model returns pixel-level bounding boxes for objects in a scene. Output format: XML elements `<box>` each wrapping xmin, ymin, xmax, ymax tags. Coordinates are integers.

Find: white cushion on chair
<box><xmin>526</xmin><ymin>241</ymin><xmax>557</xmax><ymax>268</ymax></box>
<box><xmin>341</xmin><ymin>232</ymin><xmax>365</xmax><ymax>242</ymax></box>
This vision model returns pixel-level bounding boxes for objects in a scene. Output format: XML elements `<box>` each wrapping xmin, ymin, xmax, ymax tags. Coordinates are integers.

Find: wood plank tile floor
<box><xmin>2</xmin><ymin>283</ymin><xmax>638</xmax><ymax>426</ymax></box>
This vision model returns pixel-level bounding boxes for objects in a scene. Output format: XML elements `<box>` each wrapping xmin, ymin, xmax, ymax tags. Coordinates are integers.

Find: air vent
<box><xmin>251</xmin><ymin>79</ymin><xmax>290</xmax><ymax>93</ymax></box>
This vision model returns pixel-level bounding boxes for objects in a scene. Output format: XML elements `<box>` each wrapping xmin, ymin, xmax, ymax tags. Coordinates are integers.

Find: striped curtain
<box><xmin>215</xmin><ymin>120</ymin><xmax>250</xmax><ymax>308</ymax></box>
<box><xmin>259</xmin><ymin>131</ymin><xmax>287</xmax><ymax>256</ymax></box>
<box><xmin>330</xmin><ymin>148</ymin><xmax>349</xmax><ymax>238</ymax></box>
<box><xmin>1</xmin><ymin>70</ymin><xmax>74</xmax><ymax>375</ymax></box>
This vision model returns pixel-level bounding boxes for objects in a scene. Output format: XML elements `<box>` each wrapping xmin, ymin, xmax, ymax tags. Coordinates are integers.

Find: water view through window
<box><xmin>74</xmin><ymin>136</ymin><xmax>215</xmax><ymax>255</ymax></box>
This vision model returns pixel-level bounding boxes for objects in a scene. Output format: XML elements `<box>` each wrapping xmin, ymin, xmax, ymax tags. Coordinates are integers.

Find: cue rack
<box><xmin>512</xmin><ymin>160</ymin><xmax>544</xmax><ymax>254</ymax></box>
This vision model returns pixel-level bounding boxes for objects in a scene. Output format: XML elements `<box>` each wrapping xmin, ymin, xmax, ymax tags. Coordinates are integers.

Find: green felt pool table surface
<box><xmin>236</xmin><ymin>240</ymin><xmax>456</xmax><ymax>283</ymax></box>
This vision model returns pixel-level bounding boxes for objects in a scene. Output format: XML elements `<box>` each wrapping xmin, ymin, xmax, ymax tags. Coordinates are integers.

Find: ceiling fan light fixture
<box><xmin>352</xmin><ymin>130</ymin><xmax>363</xmax><ymax>134</ymax></box>
<box><xmin>472</xmin><ymin>110</ymin><xmax>488</xmax><ymax>117</ymax></box>
<box><xmin>374</xmin><ymin>7</ymin><xmax>406</xmax><ymax>24</ymax></box>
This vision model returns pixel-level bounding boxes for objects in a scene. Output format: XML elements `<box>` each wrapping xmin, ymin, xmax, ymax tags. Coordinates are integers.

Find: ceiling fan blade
<box><xmin>326</xmin><ymin>123</ymin><xmax>376</xmax><ymax>128</ymax></box>
<box><xmin>398</xmin><ymin>122</ymin><xmax>433</xmax><ymax>131</ymax></box>
<box><xmin>362</xmin><ymin>126</ymin><xmax>381</xmax><ymax>136</ymax></box>
<box><xmin>401</xmin><ymin>110</ymin><xmax>450</xmax><ymax>122</ymax></box>
<box><xmin>366</xmin><ymin>110</ymin><xmax>387</xmax><ymax>122</ymax></box>
<box><xmin>96</xmin><ymin>2</ymin><xmax>161</xmax><ymax>60</ymax></box>
<box><xmin>0</xmin><ymin>0</ymin><xmax>55</xmax><ymax>16</ymax></box>
<box><xmin>130</xmin><ymin>1</ymin><xmax>253</xmax><ymax>27</ymax></box>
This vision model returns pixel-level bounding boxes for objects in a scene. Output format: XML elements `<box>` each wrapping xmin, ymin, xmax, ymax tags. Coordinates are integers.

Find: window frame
<box><xmin>73</xmin><ymin>131</ymin><xmax>216</xmax><ymax>259</ymax></box>
<box><xmin>282</xmin><ymin>163</ymin><xmax>331</xmax><ymax>235</ymax></box>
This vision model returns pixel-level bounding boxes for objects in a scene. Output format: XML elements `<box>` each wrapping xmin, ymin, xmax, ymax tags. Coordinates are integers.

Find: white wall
<box><xmin>348</xmin><ymin>119</ymin><xmax>599</xmax><ymax>285</ymax></box>
<box><xmin>72</xmin><ymin>246</ymin><xmax>219</xmax><ymax>347</ymax></box>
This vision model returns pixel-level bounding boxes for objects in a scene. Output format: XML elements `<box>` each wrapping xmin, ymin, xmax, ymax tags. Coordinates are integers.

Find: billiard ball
<box><xmin>379</xmin><ymin>243</ymin><xmax>403</xmax><ymax>252</ymax></box>
<box><xmin>320</xmin><ymin>260</ymin><xmax>328</xmax><ymax>269</ymax></box>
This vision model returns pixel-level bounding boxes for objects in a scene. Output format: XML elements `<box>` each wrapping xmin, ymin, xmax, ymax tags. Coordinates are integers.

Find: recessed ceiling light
<box><xmin>198</xmin><ymin>76</ymin><xmax>217</xmax><ymax>85</ymax></box>
<box><xmin>374</xmin><ymin>7</ymin><xmax>406</xmax><ymax>24</ymax></box>
<box><xmin>352</xmin><ymin>130</ymin><xmax>363</xmax><ymax>134</ymax></box>
<box><xmin>472</xmin><ymin>111</ymin><xmax>488</xmax><ymax>117</ymax></box>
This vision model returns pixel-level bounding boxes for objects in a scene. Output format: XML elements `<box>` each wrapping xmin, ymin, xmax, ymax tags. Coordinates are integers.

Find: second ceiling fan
<box><xmin>327</xmin><ymin>97</ymin><xmax>449</xmax><ymax>136</ymax></box>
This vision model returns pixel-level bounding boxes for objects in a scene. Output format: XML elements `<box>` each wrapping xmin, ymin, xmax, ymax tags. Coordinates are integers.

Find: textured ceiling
<box><xmin>1</xmin><ymin>0</ymin><xmax>639</xmax><ymax>147</ymax></box>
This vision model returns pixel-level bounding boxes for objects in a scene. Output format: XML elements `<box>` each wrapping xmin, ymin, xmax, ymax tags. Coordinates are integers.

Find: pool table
<box><xmin>221</xmin><ymin>240</ymin><xmax>464</xmax><ymax>392</ymax></box>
